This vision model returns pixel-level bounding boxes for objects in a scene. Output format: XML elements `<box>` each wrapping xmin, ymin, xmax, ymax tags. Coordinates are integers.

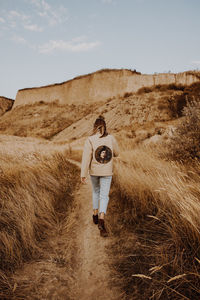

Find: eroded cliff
<box><xmin>13</xmin><ymin>69</ymin><xmax>199</xmax><ymax>108</ymax></box>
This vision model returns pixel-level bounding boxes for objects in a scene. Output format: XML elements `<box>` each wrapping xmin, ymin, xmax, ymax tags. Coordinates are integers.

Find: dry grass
<box><xmin>0</xmin><ymin>100</ymin><xmax>99</xmax><ymax>139</ymax></box>
<box><xmin>64</xmin><ymin>147</ymin><xmax>83</xmax><ymax>163</ymax></box>
<box><xmin>167</xmin><ymin>98</ymin><xmax>200</xmax><ymax>162</ymax></box>
<box><xmin>1</xmin><ymin>79</ymin><xmax>200</xmax><ymax>298</ymax></box>
<box><xmin>0</xmin><ymin>140</ymin><xmax>80</xmax><ymax>299</ymax></box>
<box><xmin>107</xmin><ymin>145</ymin><xmax>200</xmax><ymax>299</ymax></box>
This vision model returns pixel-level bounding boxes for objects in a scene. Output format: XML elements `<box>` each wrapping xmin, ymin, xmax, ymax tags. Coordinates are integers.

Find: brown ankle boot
<box><xmin>98</xmin><ymin>219</ymin><xmax>108</xmax><ymax>237</ymax></box>
<box><xmin>93</xmin><ymin>214</ymin><xmax>98</xmax><ymax>224</ymax></box>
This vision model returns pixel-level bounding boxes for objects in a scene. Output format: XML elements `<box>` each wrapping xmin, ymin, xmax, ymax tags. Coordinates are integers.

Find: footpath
<box><xmin>11</xmin><ymin>159</ymin><xmax>122</xmax><ymax>300</ymax></box>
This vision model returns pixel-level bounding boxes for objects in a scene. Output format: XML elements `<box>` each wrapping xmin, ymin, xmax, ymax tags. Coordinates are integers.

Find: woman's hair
<box><xmin>92</xmin><ymin>115</ymin><xmax>108</xmax><ymax>138</ymax></box>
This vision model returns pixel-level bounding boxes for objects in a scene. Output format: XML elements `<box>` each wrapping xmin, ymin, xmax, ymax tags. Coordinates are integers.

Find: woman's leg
<box><xmin>99</xmin><ymin>176</ymin><xmax>112</xmax><ymax>219</ymax></box>
<box><xmin>90</xmin><ymin>175</ymin><xmax>100</xmax><ymax>215</ymax></box>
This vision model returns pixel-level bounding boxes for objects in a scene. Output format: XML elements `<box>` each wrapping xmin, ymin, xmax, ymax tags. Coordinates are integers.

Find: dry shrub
<box><xmin>168</xmin><ymin>98</ymin><xmax>200</xmax><ymax>161</ymax></box>
<box><xmin>124</xmin><ymin>92</ymin><xmax>133</xmax><ymax>98</ymax></box>
<box><xmin>137</xmin><ymin>86</ymin><xmax>153</xmax><ymax>94</ymax></box>
<box><xmin>137</xmin><ymin>84</ymin><xmax>185</xmax><ymax>95</ymax></box>
<box><xmin>161</xmin><ymin>82</ymin><xmax>200</xmax><ymax>118</ymax></box>
<box><xmin>107</xmin><ymin>146</ymin><xmax>200</xmax><ymax>299</ymax></box>
<box><xmin>0</xmin><ymin>150</ymin><xmax>80</xmax><ymax>298</ymax></box>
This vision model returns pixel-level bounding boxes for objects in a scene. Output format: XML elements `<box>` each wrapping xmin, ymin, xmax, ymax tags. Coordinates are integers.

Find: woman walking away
<box><xmin>81</xmin><ymin>115</ymin><xmax>119</xmax><ymax>237</ymax></box>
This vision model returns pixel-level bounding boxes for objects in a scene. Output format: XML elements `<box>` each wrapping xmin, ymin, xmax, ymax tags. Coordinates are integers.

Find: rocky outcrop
<box><xmin>13</xmin><ymin>69</ymin><xmax>200</xmax><ymax>108</ymax></box>
<box><xmin>0</xmin><ymin>96</ymin><xmax>14</xmax><ymax>116</ymax></box>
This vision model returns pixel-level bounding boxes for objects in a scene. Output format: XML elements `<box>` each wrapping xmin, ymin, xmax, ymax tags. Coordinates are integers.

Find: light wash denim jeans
<box><xmin>90</xmin><ymin>175</ymin><xmax>112</xmax><ymax>214</ymax></box>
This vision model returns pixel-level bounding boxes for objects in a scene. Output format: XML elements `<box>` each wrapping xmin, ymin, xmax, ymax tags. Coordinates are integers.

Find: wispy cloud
<box><xmin>5</xmin><ymin>8</ymin><xmax>44</xmax><ymax>32</ymax></box>
<box><xmin>8</xmin><ymin>10</ymin><xmax>30</xmax><ymax>22</ymax></box>
<box><xmin>24</xmin><ymin>23</ymin><xmax>43</xmax><ymax>32</ymax></box>
<box><xmin>30</xmin><ymin>0</ymin><xmax>68</xmax><ymax>26</ymax></box>
<box><xmin>11</xmin><ymin>35</ymin><xmax>27</xmax><ymax>44</ymax></box>
<box><xmin>7</xmin><ymin>9</ymin><xmax>32</xmax><ymax>29</ymax></box>
<box><xmin>1</xmin><ymin>1</ymin><xmax>68</xmax><ymax>37</ymax></box>
<box><xmin>38</xmin><ymin>37</ymin><xmax>101</xmax><ymax>54</ymax></box>
<box><xmin>10</xmin><ymin>34</ymin><xmax>36</xmax><ymax>50</ymax></box>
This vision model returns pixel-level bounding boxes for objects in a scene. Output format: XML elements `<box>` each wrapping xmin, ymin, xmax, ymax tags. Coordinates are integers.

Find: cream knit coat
<box><xmin>81</xmin><ymin>132</ymin><xmax>119</xmax><ymax>177</ymax></box>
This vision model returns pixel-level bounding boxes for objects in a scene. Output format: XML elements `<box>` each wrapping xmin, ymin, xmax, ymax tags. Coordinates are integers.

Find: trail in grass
<box><xmin>66</xmin><ymin>158</ymin><xmax>122</xmax><ymax>299</ymax></box>
<box><xmin>71</xmin><ymin>176</ymin><xmax>119</xmax><ymax>298</ymax></box>
<box><xmin>11</xmin><ymin>158</ymin><xmax>121</xmax><ymax>299</ymax></box>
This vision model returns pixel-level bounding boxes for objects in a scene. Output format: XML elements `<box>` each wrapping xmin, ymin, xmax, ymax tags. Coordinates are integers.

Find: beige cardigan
<box><xmin>81</xmin><ymin>133</ymin><xmax>119</xmax><ymax>177</ymax></box>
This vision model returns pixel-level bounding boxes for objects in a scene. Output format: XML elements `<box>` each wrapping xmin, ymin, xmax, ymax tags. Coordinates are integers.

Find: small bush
<box><xmin>124</xmin><ymin>92</ymin><xmax>133</xmax><ymax>98</ymax></box>
<box><xmin>168</xmin><ymin>98</ymin><xmax>200</xmax><ymax>161</ymax></box>
<box><xmin>153</xmin><ymin>84</ymin><xmax>184</xmax><ymax>92</ymax></box>
<box><xmin>137</xmin><ymin>87</ymin><xmax>152</xmax><ymax>94</ymax></box>
<box><xmin>137</xmin><ymin>84</ymin><xmax>185</xmax><ymax>95</ymax></box>
<box><xmin>168</xmin><ymin>83</ymin><xmax>185</xmax><ymax>91</ymax></box>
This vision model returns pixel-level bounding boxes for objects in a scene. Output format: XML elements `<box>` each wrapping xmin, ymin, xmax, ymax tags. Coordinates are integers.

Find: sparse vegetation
<box><xmin>137</xmin><ymin>83</ymin><xmax>185</xmax><ymax>95</ymax></box>
<box><xmin>136</xmin><ymin>82</ymin><xmax>200</xmax><ymax>119</ymax></box>
<box><xmin>0</xmin><ymin>101</ymin><xmax>99</xmax><ymax>139</ymax></box>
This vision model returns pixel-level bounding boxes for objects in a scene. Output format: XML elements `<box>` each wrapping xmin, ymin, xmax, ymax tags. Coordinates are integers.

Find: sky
<box><xmin>0</xmin><ymin>0</ymin><xmax>200</xmax><ymax>99</ymax></box>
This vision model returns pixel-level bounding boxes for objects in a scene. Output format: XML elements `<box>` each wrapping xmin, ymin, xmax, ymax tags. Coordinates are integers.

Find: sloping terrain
<box><xmin>52</xmin><ymin>89</ymin><xmax>182</xmax><ymax>142</ymax></box>
<box><xmin>0</xmin><ymin>100</ymin><xmax>100</xmax><ymax>139</ymax></box>
<box><xmin>0</xmin><ymin>87</ymin><xmax>185</xmax><ymax>141</ymax></box>
<box><xmin>0</xmin><ymin>96</ymin><xmax>14</xmax><ymax>116</ymax></box>
<box><xmin>1</xmin><ymin>83</ymin><xmax>199</xmax><ymax>150</ymax></box>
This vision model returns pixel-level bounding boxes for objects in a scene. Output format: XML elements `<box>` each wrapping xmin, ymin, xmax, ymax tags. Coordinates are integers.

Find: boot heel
<box><xmin>98</xmin><ymin>219</ymin><xmax>108</xmax><ymax>237</ymax></box>
<box><xmin>93</xmin><ymin>214</ymin><xmax>98</xmax><ymax>224</ymax></box>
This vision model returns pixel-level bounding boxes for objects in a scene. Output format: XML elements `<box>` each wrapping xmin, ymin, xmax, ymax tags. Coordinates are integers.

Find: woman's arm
<box><xmin>81</xmin><ymin>138</ymin><xmax>93</xmax><ymax>178</ymax></box>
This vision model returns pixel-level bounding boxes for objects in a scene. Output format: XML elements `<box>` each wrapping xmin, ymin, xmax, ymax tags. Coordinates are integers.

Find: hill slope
<box><xmin>0</xmin><ymin>96</ymin><xmax>14</xmax><ymax>116</ymax></box>
<box><xmin>0</xmin><ymin>82</ymin><xmax>199</xmax><ymax>147</ymax></box>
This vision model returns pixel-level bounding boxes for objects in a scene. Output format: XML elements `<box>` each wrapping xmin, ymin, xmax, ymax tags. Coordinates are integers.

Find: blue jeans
<box><xmin>90</xmin><ymin>175</ymin><xmax>112</xmax><ymax>214</ymax></box>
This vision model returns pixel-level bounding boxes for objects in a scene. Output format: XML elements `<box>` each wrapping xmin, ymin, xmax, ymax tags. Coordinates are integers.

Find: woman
<box><xmin>81</xmin><ymin>115</ymin><xmax>119</xmax><ymax>237</ymax></box>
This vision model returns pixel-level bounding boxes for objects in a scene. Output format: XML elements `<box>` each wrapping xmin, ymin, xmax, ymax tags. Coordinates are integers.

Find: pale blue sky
<box><xmin>0</xmin><ymin>0</ymin><xmax>199</xmax><ymax>99</ymax></box>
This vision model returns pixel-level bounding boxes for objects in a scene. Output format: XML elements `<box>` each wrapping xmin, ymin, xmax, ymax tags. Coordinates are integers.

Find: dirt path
<box><xmin>71</xmin><ymin>176</ymin><xmax>121</xmax><ymax>300</ymax></box>
<box><xmin>67</xmin><ymin>159</ymin><xmax>122</xmax><ymax>300</ymax></box>
<box><xmin>11</xmin><ymin>159</ymin><xmax>121</xmax><ymax>299</ymax></box>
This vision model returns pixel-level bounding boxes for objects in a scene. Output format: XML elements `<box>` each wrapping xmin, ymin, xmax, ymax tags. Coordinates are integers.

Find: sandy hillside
<box><xmin>52</xmin><ymin>89</ymin><xmax>183</xmax><ymax>143</ymax></box>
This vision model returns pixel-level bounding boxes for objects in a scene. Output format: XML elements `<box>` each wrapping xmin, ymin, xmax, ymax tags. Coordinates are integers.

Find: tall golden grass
<box><xmin>107</xmin><ymin>145</ymin><xmax>200</xmax><ymax>299</ymax></box>
<box><xmin>0</xmin><ymin>142</ymin><xmax>80</xmax><ymax>299</ymax></box>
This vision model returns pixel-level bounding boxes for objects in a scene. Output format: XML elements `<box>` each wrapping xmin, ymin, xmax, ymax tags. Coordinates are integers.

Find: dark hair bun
<box><xmin>98</xmin><ymin>115</ymin><xmax>105</xmax><ymax>120</ymax></box>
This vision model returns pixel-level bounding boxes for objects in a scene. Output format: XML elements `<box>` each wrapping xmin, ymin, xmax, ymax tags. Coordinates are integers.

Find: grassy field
<box><xmin>0</xmin><ymin>139</ymin><xmax>80</xmax><ymax>299</ymax></box>
<box><xmin>107</xmin><ymin>144</ymin><xmax>200</xmax><ymax>299</ymax></box>
<box><xmin>0</xmin><ymin>82</ymin><xmax>199</xmax><ymax>299</ymax></box>
<box><xmin>56</xmin><ymin>131</ymin><xmax>200</xmax><ymax>299</ymax></box>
